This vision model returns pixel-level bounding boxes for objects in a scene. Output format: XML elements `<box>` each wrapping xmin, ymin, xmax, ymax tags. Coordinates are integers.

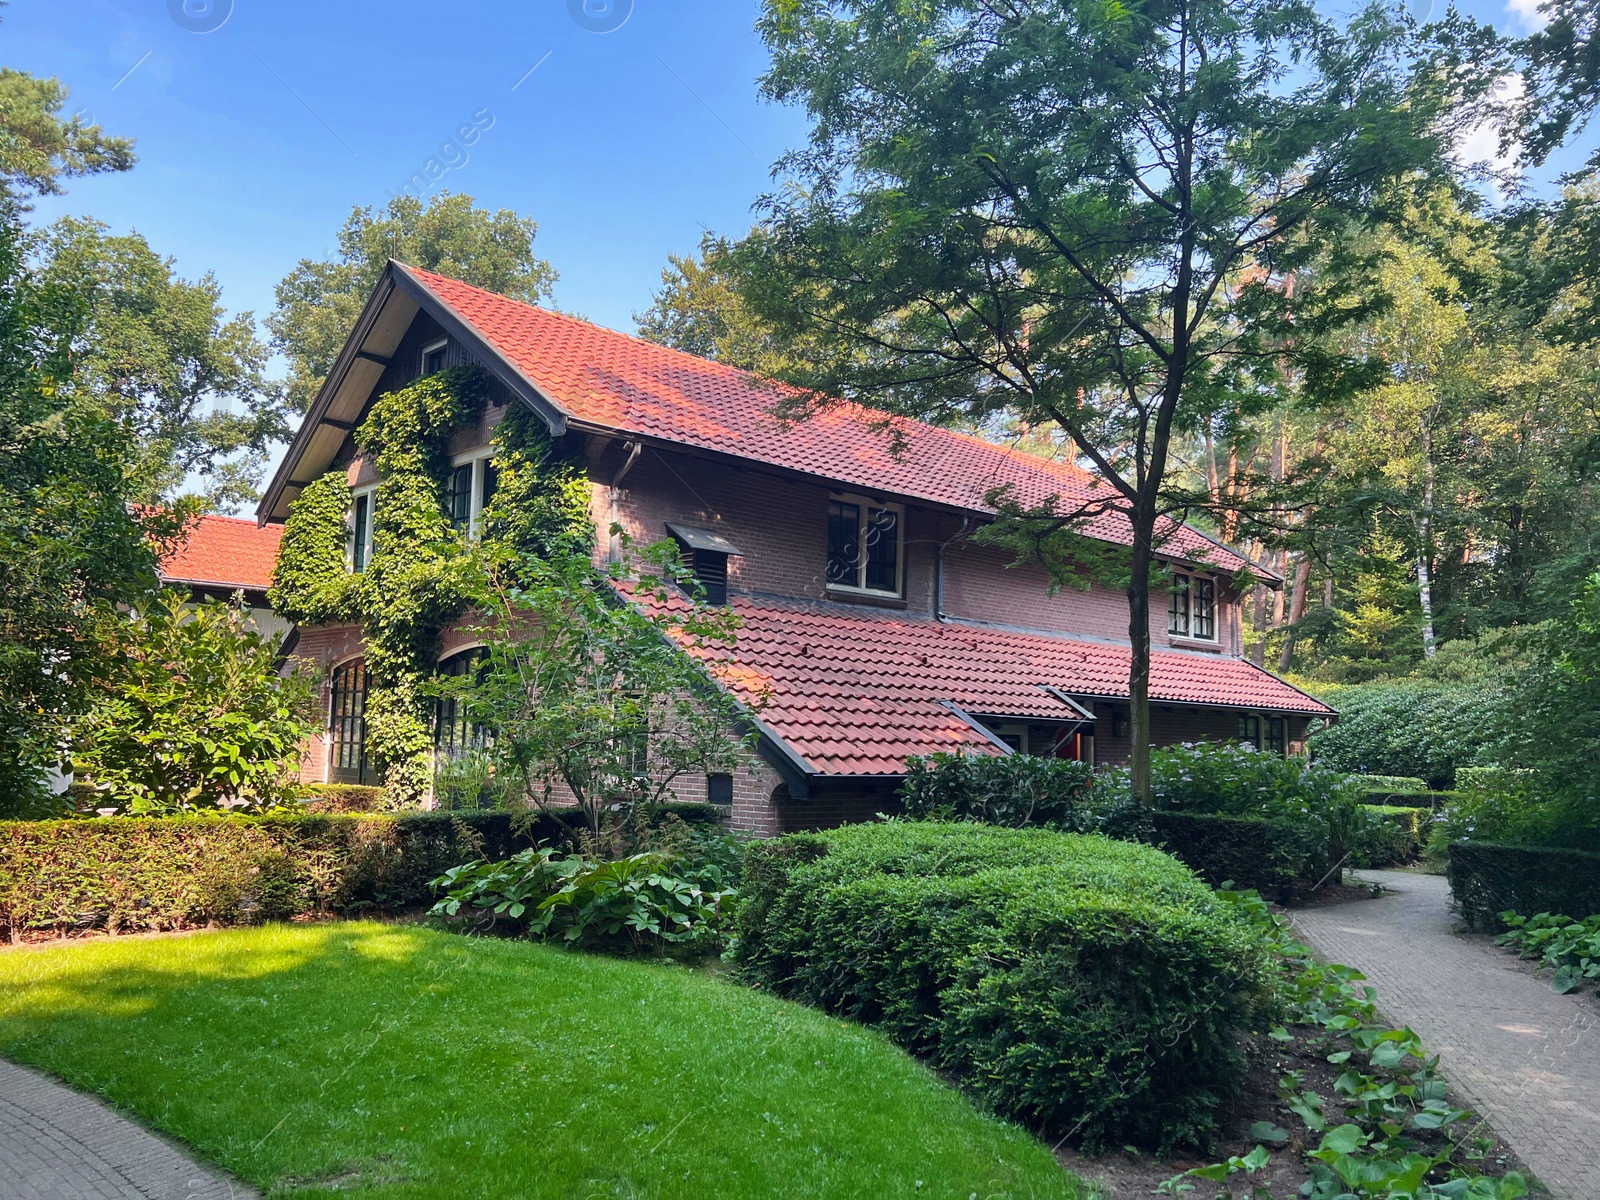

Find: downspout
<box><xmin>607</xmin><ymin>440</ymin><xmax>642</xmax><ymax>563</ymax></box>
<box><xmin>934</xmin><ymin>515</ymin><xmax>970</xmax><ymax>622</ymax></box>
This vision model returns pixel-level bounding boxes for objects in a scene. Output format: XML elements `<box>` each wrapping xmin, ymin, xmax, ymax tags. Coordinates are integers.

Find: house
<box><xmin>156</xmin><ymin>514</ymin><xmax>292</xmax><ymax>642</ymax></box>
<box><xmin>251</xmin><ymin>261</ymin><xmax>1333</xmax><ymax>834</ymax></box>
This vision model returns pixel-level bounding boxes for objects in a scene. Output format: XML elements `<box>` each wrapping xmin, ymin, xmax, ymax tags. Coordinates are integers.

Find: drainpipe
<box><xmin>934</xmin><ymin>515</ymin><xmax>970</xmax><ymax>622</ymax></box>
<box><xmin>608</xmin><ymin>441</ymin><xmax>641</xmax><ymax>563</ymax></box>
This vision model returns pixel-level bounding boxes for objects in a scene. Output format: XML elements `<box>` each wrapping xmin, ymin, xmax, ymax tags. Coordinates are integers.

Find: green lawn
<box><xmin>0</xmin><ymin>923</ymin><xmax>1086</xmax><ymax>1199</ymax></box>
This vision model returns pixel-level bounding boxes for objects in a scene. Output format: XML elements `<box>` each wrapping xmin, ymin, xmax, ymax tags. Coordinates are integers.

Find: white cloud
<box><xmin>1505</xmin><ymin>0</ymin><xmax>1549</xmax><ymax>32</ymax></box>
<box><xmin>1452</xmin><ymin>74</ymin><xmax>1525</xmax><ymax>191</ymax></box>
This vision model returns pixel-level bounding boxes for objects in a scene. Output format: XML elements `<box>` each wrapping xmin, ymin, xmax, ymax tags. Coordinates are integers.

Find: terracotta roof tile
<box><xmin>158</xmin><ymin>514</ymin><xmax>283</xmax><ymax>591</ymax></box>
<box><xmin>642</xmin><ymin>590</ymin><xmax>1333</xmax><ymax>776</ymax></box>
<box><xmin>408</xmin><ymin>267</ymin><xmax>1265</xmax><ymax>579</ymax></box>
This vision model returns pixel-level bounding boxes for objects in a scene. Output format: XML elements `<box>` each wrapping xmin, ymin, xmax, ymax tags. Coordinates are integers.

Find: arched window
<box><xmin>329</xmin><ymin>660</ymin><xmax>374</xmax><ymax>784</ymax></box>
<box><xmin>434</xmin><ymin>649</ymin><xmax>492</xmax><ymax>759</ymax></box>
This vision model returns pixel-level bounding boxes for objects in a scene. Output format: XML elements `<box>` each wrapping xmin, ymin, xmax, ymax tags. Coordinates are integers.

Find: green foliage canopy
<box><xmin>0</xmin><ymin>66</ymin><xmax>133</xmax><ymax>199</ymax></box>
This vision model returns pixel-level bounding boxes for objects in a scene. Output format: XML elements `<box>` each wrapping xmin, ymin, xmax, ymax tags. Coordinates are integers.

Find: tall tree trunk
<box><xmin>1417</xmin><ymin>422</ymin><xmax>1438</xmax><ymax>658</ymax></box>
<box><xmin>1127</xmin><ymin>512</ymin><xmax>1155</xmax><ymax>806</ymax></box>
<box><xmin>1278</xmin><ymin>552</ymin><xmax>1312</xmax><ymax>673</ymax></box>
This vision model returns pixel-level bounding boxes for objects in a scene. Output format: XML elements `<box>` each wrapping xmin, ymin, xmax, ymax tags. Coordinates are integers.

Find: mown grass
<box><xmin>0</xmin><ymin>923</ymin><xmax>1087</xmax><ymax>1199</ymax></box>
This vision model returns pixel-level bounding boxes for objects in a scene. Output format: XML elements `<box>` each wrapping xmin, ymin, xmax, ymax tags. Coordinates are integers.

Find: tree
<box><xmin>30</xmin><ymin>217</ymin><xmax>284</xmax><ymax>509</ymax></box>
<box><xmin>71</xmin><ymin>592</ymin><xmax>316</xmax><ymax>815</ymax></box>
<box><xmin>634</xmin><ymin>229</ymin><xmax>788</xmax><ymax>374</ymax></box>
<box><xmin>269</xmin><ymin>192</ymin><xmax>558</xmax><ymax>414</ymax></box>
<box><xmin>0</xmin><ymin>204</ymin><xmax>177</xmax><ymax>816</ymax></box>
<box><xmin>0</xmin><ymin>67</ymin><xmax>134</xmax><ymax>200</ymax></box>
<box><xmin>459</xmin><ymin>541</ymin><xmax>754</xmax><ymax>837</ymax></box>
<box><xmin>741</xmin><ymin>0</ymin><xmax>1483</xmax><ymax>801</ymax></box>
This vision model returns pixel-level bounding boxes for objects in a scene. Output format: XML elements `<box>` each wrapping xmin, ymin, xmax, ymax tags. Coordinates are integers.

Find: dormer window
<box><xmin>667</xmin><ymin>522</ymin><xmax>742</xmax><ymax>606</ymax></box>
<box><xmin>448</xmin><ymin>451</ymin><xmax>497</xmax><ymax>536</ymax></box>
<box><xmin>421</xmin><ymin>338</ymin><xmax>449</xmax><ymax>376</ymax></box>
<box><xmin>827</xmin><ymin>495</ymin><xmax>902</xmax><ymax>596</ymax></box>
<box><xmin>1168</xmin><ymin>569</ymin><xmax>1216</xmax><ymax>641</ymax></box>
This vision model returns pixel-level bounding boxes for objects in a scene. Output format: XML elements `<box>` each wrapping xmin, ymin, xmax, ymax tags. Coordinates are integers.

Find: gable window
<box><xmin>827</xmin><ymin>495</ymin><xmax>903</xmax><ymax>596</ymax></box>
<box><xmin>1167</xmin><ymin>570</ymin><xmax>1216</xmax><ymax>641</ymax></box>
<box><xmin>349</xmin><ymin>485</ymin><xmax>377</xmax><ymax>572</ymax></box>
<box><xmin>448</xmin><ymin>452</ymin><xmax>496</xmax><ymax>536</ymax></box>
<box><xmin>1238</xmin><ymin>713</ymin><xmax>1287</xmax><ymax>756</ymax></box>
<box><xmin>421</xmin><ymin>338</ymin><xmax>449</xmax><ymax>376</ymax></box>
<box><xmin>329</xmin><ymin>660</ymin><xmax>373</xmax><ymax>784</ymax></box>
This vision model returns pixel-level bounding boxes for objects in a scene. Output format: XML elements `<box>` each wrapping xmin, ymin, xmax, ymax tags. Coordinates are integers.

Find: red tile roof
<box><xmin>642</xmin><ymin>590</ymin><xmax>1334</xmax><ymax>777</ymax></box>
<box><xmin>159</xmin><ymin>514</ymin><xmax>283</xmax><ymax>591</ymax></box>
<box><xmin>407</xmin><ymin>267</ymin><xmax>1267</xmax><ymax>580</ymax></box>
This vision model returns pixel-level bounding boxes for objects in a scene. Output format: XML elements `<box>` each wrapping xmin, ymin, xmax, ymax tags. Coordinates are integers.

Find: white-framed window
<box><xmin>421</xmin><ymin>337</ymin><xmax>449</xmax><ymax>377</ymax></box>
<box><xmin>348</xmin><ymin>483</ymin><xmax>378</xmax><ymax>572</ymax></box>
<box><xmin>447</xmin><ymin>450</ymin><xmax>498</xmax><ymax>536</ymax></box>
<box><xmin>826</xmin><ymin>494</ymin><xmax>904</xmax><ymax>596</ymax></box>
<box><xmin>1167</xmin><ymin>569</ymin><xmax>1217</xmax><ymax>640</ymax></box>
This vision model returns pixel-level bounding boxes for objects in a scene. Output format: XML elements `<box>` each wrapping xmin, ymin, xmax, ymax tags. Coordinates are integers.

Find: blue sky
<box><xmin>4</xmin><ymin>0</ymin><xmax>1570</xmax><ymax>360</ymax></box>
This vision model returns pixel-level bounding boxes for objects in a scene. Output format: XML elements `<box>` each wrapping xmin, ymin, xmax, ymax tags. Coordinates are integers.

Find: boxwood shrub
<box><xmin>737</xmin><ymin>822</ymin><xmax>1269</xmax><ymax>1152</ymax></box>
<box><xmin>1102</xmin><ymin>808</ymin><xmax>1319</xmax><ymax>895</ymax></box>
<box><xmin>1448</xmin><ymin>841</ymin><xmax>1600</xmax><ymax>930</ymax></box>
<box><xmin>0</xmin><ymin>804</ymin><xmax>725</xmax><ymax>941</ymax></box>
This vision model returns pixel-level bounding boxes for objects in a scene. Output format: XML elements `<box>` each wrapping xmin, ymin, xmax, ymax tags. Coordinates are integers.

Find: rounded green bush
<box><xmin>737</xmin><ymin>821</ymin><xmax>1269</xmax><ymax>1153</ymax></box>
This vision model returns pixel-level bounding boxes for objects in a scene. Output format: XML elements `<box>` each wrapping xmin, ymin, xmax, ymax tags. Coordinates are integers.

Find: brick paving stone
<box><xmin>0</xmin><ymin>1059</ymin><xmax>254</xmax><ymax>1200</ymax></box>
<box><xmin>1292</xmin><ymin>869</ymin><xmax>1600</xmax><ymax>1199</ymax></box>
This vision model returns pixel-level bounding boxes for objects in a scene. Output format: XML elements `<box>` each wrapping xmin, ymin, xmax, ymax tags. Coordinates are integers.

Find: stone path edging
<box><xmin>0</xmin><ymin>1058</ymin><xmax>255</xmax><ymax>1200</ymax></box>
<box><xmin>1292</xmin><ymin>869</ymin><xmax>1600</xmax><ymax>1199</ymax></box>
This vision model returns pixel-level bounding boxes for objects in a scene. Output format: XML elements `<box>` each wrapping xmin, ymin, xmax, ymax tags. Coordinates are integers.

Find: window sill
<box><xmin>1168</xmin><ymin>636</ymin><xmax>1223</xmax><ymax>652</ymax></box>
<box><xmin>825</xmin><ymin>587</ymin><xmax>907</xmax><ymax>610</ymax></box>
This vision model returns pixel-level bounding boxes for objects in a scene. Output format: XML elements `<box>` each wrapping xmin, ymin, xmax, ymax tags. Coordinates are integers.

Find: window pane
<box><xmin>1192</xmin><ymin>578</ymin><xmax>1216</xmax><ymax>639</ymax></box>
<box><xmin>706</xmin><ymin>773</ymin><xmax>733</xmax><ymax>806</ymax></box>
<box><xmin>827</xmin><ymin>501</ymin><xmax>861</xmax><ymax>587</ymax></box>
<box><xmin>448</xmin><ymin>465</ymin><xmax>473</xmax><ymax>531</ymax></box>
<box><xmin>423</xmin><ymin>344</ymin><xmax>447</xmax><ymax>374</ymax></box>
<box><xmin>1238</xmin><ymin>714</ymin><xmax>1260</xmax><ymax>746</ymax></box>
<box><xmin>352</xmin><ymin>493</ymin><xmax>370</xmax><ymax>572</ymax></box>
<box><xmin>479</xmin><ymin>459</ymin><xmax>497</xmax><ymax>511</ymax></box>
<box><xmin>1267</xmin><ymin>717</ymin><xmax>1286</xmax><ymax>755</ymax></box>
<box><xmin>1168</xmin><ymin>574</ymin><xmax>1190</xmax><ymax>635</ymax></box>
<box><xmin>434</xmin><ymin>649</ymin><xmax>491</xmax><ymax>758</ymax></box>
<box><xmin>863</xmin><ymin>507</ymin><xmax>900</xmax><ymax>592</ymax></box>
<box><xmin>330</xmin><ymin>662</ymin><xmax>368</xmax><ymax>776</ymax></box>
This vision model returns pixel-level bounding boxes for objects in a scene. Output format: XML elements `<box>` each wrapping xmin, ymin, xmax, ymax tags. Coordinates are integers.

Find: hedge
<box><xmin>736</xmin><ymin>822</ymin><xmax>1269</xmax><ymax>1152</ymax></box>
<box><xmin>1354</xmin><ymin>805</ymin><xmax>1430</xmax><ymax>868</ymax></box>
<box><xmin>1448</xmin><ymin>841</ymin><xmax>1600</xmax><ymax>931</ymax></box>
<box><xmin>0</xmin><ymin>803</ymin><xmax>725</xmax><ymax>941</ymax></box>
<box><xmin>1102</xmin><ymin>808</ymin><xmax>1320</xmax><ymax>896</ymax></box>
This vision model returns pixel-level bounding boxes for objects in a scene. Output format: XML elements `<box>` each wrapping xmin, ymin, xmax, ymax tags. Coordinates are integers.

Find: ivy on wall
<box><xmin>269</xmin><ymin>366</ymin><xmax>596</xmax><ymax>806</ymax></box>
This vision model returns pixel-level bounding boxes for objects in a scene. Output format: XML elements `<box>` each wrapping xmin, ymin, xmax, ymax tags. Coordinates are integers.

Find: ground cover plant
<box><xmin>429</xmin><ymin>824</ymin><xmax>743</xmax><ymax>953</ymax></box>
<box><xmin>0</xmin><ymin>922</ymin><xmax>1089</xmax><ymax>1199</ymax></box>
<box><xmin>737</xmin><ymin>820</ymin><xmax>1271</xmax><ymax>1152</ymax></box>
<box><xmin>1496</xmin><ymin>910</ymin><xmax>1600</xmax><ymax>994</ymax></box>
<box><xmin>1166</xmin><ymin>891</ymin><xmax>1530</xmax><ymax>1199</ymax></box>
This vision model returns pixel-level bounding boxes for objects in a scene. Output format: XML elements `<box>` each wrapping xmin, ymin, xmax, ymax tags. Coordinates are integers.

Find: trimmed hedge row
<box><xmin>1355</xmin><ymin>805</ymin><xmax>1430</xmax><ymax>868</ymax></box>
<box><xmin>0</xmin><ymin>804</ymin><xmax>725</xmax><ymax>941</ymax></box>
<box><xmin>736</xmin><ymin>822</ymin><xmax>1269</xmax><ymax>1152</ymax></box>
<box><xmin>1448</xmin><ymin>841</ymin><xmax>1600</xmax><ymax>931</ymax></box>
<box><xmin>1102</xmin><ymin>808</ymin><xmax>1319</xmax><ymax>896</ymax></box>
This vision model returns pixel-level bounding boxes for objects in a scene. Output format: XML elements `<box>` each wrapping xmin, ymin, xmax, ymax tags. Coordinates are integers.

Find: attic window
<box><xmin>666</xmin><ymin>522</ymin><xmax>742</xmax><ymax>606</ymax></box>
<box><xmin>827</xmin><ymin>495</ymin><xmax>903</xmax><ymax>596</ymax></box>
<box><xmin>421</xmin><ymin>338</ymin><xmax>449</xmax><ymax>376</ymax></box>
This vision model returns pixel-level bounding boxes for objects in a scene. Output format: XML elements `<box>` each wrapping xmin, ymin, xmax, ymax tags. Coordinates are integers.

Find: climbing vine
<box><xmin>481</xmin><ymin>401</ymin><xmax>594</xmax><ymax>571</ymax></box>
<box><xmin>273</xmin><ymin>365</ymin><xmax>591</xmax><ymax>805</ymax></box>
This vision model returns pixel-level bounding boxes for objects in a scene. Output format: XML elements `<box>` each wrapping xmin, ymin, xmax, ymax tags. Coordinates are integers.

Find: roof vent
<box><xmin>666</xmin><ymin>522</ymin><xmax>742</xmax><ymax>606</ymax></box>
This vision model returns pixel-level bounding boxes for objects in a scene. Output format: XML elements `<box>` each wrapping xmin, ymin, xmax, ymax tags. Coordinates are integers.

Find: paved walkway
<box><xmin>1293</xmin><ymin>870</ymin><xmax>1600</xmax><ymax>1199</ymax></box>
<box><xmin>0</xmin><ymin>1059</ymin><xmax>254</xmax><ymax>1200</ymax></box>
